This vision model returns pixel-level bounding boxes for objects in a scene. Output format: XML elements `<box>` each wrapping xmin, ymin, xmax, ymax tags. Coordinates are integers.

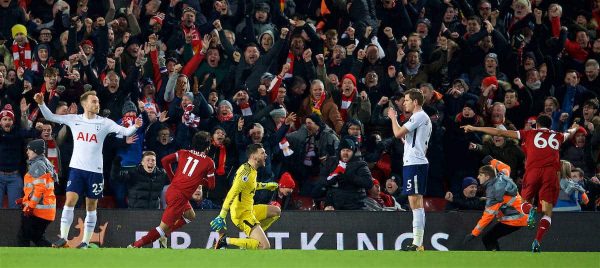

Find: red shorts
<box><xmin>161</xmin><ymin>187</ymin><xmax>192</xmax><ymax>227</ymax></box>
<box><xmin>521</xmin><ymin>166</ymin><xmax>560</xmax><ymax>205</ymax></box>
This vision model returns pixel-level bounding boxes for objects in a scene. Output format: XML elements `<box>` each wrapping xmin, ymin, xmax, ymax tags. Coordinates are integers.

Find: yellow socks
<box><xmin>227</xmin><ymin>238</ymin><xmax>259</xmax><ymax>249</ymax></box>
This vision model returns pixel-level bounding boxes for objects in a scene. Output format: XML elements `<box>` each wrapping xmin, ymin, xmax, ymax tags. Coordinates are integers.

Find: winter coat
<box><xmin>126</xmin><ymin>165</ymin><xmax>168</xmax><ymax>209</ymax></box>
<box><xmin>318</xmin><ymin>156</ymin><xmax>374</xmax><ymax>210</ymax></box>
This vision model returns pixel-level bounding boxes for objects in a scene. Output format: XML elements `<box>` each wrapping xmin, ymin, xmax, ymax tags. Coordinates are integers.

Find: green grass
<box><xmin>1</xmin><ymin>248</ymin><xmax>598</xmax><ymax>268</ymax></box>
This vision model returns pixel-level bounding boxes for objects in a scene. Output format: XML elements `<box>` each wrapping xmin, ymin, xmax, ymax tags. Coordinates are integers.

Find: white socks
<box><xmin>412</xmin><ymin>208</ymin><xmax>426</xmax><ymax>247</ymax></box>
<box><xmin>82</xmin><ymin>210</ymin><xmax>97</xmax><ymax>244</ymax></box>
<box><xmin>156</xmin><ymin>226</ymin><xmax>166</xmax><ymax>238</ymax></box>
<box><xmin>60</xmin><ymin>206</ymin><xmax>75</xmax><ymax>239</ymax></box>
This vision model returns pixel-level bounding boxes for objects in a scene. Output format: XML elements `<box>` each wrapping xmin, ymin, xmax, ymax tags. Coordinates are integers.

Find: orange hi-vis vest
<box><xmin>23</xmin><ymin>156</ymin><xmax>57</xmax><ymax>221</ymax></box>
<box><xmin>490</xmin><ymin>159</ymin><xmax>511</xmax><ymax>177</ymax></box>
<box><xmin>471</xmin><ymin>175</ymin><xmax>527</xmax><ymax>237</ymax></box>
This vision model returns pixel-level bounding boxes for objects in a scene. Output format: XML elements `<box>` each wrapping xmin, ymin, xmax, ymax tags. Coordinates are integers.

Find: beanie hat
<box><xmin>183</xmin><ymin>92</ymin><xmax>194</xmax><ymax>101</ymax></box>
<box><xmin>0</xmin><ymin>104</ymin><xmax>15</xmax><ymax>121</ymax></box>
<box><xmin>462</xmin><ymin>177</ymin><xmax>478</xmax><ymax>190</ymax></box>
<box><xmin>218</xmin><ymin>100</ymin><xmax>233</xmax><ymax>111</ymax></box>
<box><xmin>81</xmin><ymin>39</ymin><xmax>94</xmax><ymax>49</ymax></box>
<box><xmin>306</xmin><ymin>113</ymin><xmax>324</xmax><ymax>128</ymax></box>
<box><xmin>11</xmin><ymin>24</ymin><xmax>27</xmax><ymax>38</ymax></box>
<box><xmin>482</xmin><ymin>76</ymin><xmax>499</xmax><ymax>88</ymax></box>
<box><xmin>463</xmin><ymin>100</ymin><xmax>477</xmax><ymax>112</ymax></box>
<box><xmin>269</xmin><ymin>107</ymin><xmax>287</xmax><ymax>119</ymax></box>
<box><xmin>122</xmin><ymin>100</ymin><xmax>137</xmax><ymax>115</ymax></box>
<box><xmin>279</xmin><ymin>172</ymin><xmax>296</xmax><ymax>189</ymax></box>
<box><xmin>453</xmin><ymin>79</ymin><xmax>469</xmax><ymax>91</ymax></box>
<box><xmin>485</xmin><ymin>53</ymin><xmax>498</xmax><ymax>63</ymax></box>
<box><xmin>342</xmin><ymin>74</ymin><xmax>357</xmax><ymax>88</ymax></box>
<box><xmin>141</xmin><ymin>77</ymin><xmax>154</xmax><ymax>88</ymax></box>
<box><xmin>372</xmin><ymin>178</ymin><xmax>380</xmax><ymax>186</ymax></box>
<box><xmin>27</xmin><ymin>139</ymin><xmax>46</xmax><ymax>155</ymax></box>
<box><xmin>339</xmin><ymin>138</ymin><xmax>356</xmax><ymax>152</ymax></box>
<box><xmin>151</xmin><ymin>15</ymin><xmax>163</xmax><ymax>26</ymax></box>
<box><xmin>416</xmin><ymin>18</ymin><xmax>432</xmax><ymax>29</ymax></box>
<box><xmin>254</xmin><ymin>2</ymin><xmax>270</xmax><ymax>13</ymax></box>
<box><xmin>260</xmin><ymin>72</ymin><xmax>275</xmax><ymax>82</ymax></box>
<box><xmin>575</xmin><ymin>126</ymin><xmax>588</xmax><ymax>136</ymax></box>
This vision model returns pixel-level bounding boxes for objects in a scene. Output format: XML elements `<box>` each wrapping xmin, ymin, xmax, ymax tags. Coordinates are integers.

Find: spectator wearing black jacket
<box><xmin>316</xmin><ymin>138</ymin><xmax>373</xmax><ymax>210</ymax></box>
<box><xmin>125</xmin><ymin>151</ymin><xmax>168</xmax><ymax>209</ymax></box>
<box><xmin>445</xmin><ymin>177</ymin><xmax>485</xmax><ymax>211</ymax></box>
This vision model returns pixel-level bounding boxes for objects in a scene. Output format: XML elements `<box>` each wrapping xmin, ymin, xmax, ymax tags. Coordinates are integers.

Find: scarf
<box><xmin>122</xmin><ymin>115</ymin><xmax>137</xmax><ymax>127</ymax></box>
<box><xmin>46</xmin><ymin>139</ymin><xmax>60</xmax><ymax>175</ymax></box>
<box><xmin>182</xmin><ymin>24</ymin><xmax>202</xmax><ymax>54</ymax></box>
<box><xmin>304</xmin><ymin>136</ymin><xmax>316</xmax><ymax>166</ymax></box>
<box><xmin>238</xmin><ymin>102</ymin><xmax>252</xmax><ymax>116</ymax></box>
<box><xmin>218</xmin><ymin>112</ymin><xmax>234</xmax><ymax>122</ymax></box>
<box><xmin>212</xmin><ymin>140</ymin><xmax>226</xmax><ymax>175</ymax></box>
<box><xmin>182</xmin><ymin>104</ymin><xmax>200</xmax><ymax>128</ymax></box>
<box><xmin>12</xmin><ymin>41</ymin><xmax>32</xmax><ymax>69</ymax></box>
<box><xmin>310</xmin><ymin>94</ymin><xmax>326</xmax><ymax>116</ymax></box>
<box><xmin>340</xmin><ymin>90</ymin><xmax>356</xmax><ymax>122</ymax></box>
<box><xmin>279</xmin><ymin>137</ymin><xmax>294</xmax><ymax>157</ymax></box>
<box><xmin>284</xmin><ymin>51</ymin><xmax>295</xmax><ymax>78</ymax></box>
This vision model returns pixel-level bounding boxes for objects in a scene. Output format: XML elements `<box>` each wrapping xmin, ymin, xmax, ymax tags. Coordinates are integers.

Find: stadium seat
<box><xmin>423</xmin><ymin>197</ymin><xmax>447</xmax><ymax>212</ymax></box>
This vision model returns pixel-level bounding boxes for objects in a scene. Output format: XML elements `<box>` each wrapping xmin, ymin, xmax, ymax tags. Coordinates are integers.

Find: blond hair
<box><xmin>560</xmin><ymin>160</ymin><xmax>572</xmax><ymax>179</ymax></box>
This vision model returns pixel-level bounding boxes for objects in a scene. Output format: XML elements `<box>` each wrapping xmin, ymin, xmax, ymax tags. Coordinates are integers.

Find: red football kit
<box><xmin>517</xmin><ymin>128</ymin><xmax>565</xmax><ymax>205</ymax></box>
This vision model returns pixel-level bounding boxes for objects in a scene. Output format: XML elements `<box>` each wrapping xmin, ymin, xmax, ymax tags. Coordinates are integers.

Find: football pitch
<box><xmin>1</xmin><ymin>248</ymin><xmax>598</xmax><ymax>268</ymax></box>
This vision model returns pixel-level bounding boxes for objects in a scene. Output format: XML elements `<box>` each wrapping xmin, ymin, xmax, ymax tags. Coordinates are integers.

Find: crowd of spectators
<box><xmin>1</xmin><ymin>0</ymin><xmax>600</xmax><ymax>211</ymax></box>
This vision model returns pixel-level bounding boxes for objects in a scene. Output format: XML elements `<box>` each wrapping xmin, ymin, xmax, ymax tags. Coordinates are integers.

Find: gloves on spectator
<box><xmin>15</xmin><ymin>198</ymin><xmax>23</xmax><ymax>207</ymax></box>
<box><xmin>210</xmin><ymin>216</ymin><xmax>227</xmax><ymax>232</ymax></box>
<box><xmin>23</xmin><ymin>206</ymin><xmax>34</xmax><ymax>217</ymax></box>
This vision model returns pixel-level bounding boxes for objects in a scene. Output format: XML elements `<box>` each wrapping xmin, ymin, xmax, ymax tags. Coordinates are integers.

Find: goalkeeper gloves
<box><xmin>210</xmin><ymin>216</ymin><xmax>227</xmax><ymax>232</ymax></box>
<box><xmin>258</xmin><ymin>182</ymin><xmax>279</xmax><ymax>191</ymax></box>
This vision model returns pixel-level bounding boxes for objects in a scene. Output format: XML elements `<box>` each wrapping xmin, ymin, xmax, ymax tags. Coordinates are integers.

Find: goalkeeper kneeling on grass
<box><xmin>464</xmin><ymin>165</ymin><xmax>529</xmax><ymax>251</ymax></box>
<box><xmin>210</xmin><ymin>143</ymin><xmax>281</xmax><ymax>249</ymax></box>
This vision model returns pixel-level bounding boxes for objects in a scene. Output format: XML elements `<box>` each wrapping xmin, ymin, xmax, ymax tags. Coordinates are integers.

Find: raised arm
<box><xmin>387</xmin><ymin>106</ymin><xmax>408</xmax><ymax>139</ymax></box>
<box><xmin>34</xmin><ymin>93</ymin><xmax>71</xmax><ymax>125</ymax></box>
<box><xmin>462</xmin><ymin>125</ymin><xmax>519</xmax><ymax>140</ymax></box>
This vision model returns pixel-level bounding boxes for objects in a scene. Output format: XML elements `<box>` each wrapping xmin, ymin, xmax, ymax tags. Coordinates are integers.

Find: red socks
<box><xmin>535</xmin><ymin>216</ymin><xmax>551</xmax><ymax>242</ymax></box>
<box><xmin>133</xmin><ymin>228</ymin><xmax>161</xmax><ymax>248</ymax></box>
<box><xmin>169</xmin><ymin>217</ymin><xmax>189</xmax><ymax>233</ymax></box>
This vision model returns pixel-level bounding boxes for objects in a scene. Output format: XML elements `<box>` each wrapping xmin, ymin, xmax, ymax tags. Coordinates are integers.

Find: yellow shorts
<box><xmin>231</xmin><ymin>204</ymin><xmax>268</xmax><ymax>236</ymax></box>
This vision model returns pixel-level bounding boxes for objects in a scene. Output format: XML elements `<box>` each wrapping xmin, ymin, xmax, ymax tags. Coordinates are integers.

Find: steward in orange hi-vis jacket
<box><xmin>464</xmin><ymin>165</ymin><xmax>528</xmax><ymax>251</ymax></box>
<box><xmin>17</xmin><ymin>139</ymin><xmax>57</xmax><ymax>247</ymax></box>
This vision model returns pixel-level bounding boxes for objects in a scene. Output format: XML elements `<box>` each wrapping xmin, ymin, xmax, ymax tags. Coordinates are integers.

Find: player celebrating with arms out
<box><xmin>462</xmin><ymin>114</ymin><xmax>578</xmax><ymax>252</ymax></box>
<box><xmin>129</xmin><ymin>132</ymin><xmax>216</xmax><ymax>248</ymax></box>
<box><xmin>211</xmin><ymin>143</ymin><xmax>281</xmax><ymax>249</ymax></box>
<box><xmin>34</xmin><ymin>91</ymin><xmax>142</xmax><ymax>248</ymax></box>
<box><xmin>387</xmin><ymin>89</ymin><xmax>432</xmax><ymax>251</ymax></box>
